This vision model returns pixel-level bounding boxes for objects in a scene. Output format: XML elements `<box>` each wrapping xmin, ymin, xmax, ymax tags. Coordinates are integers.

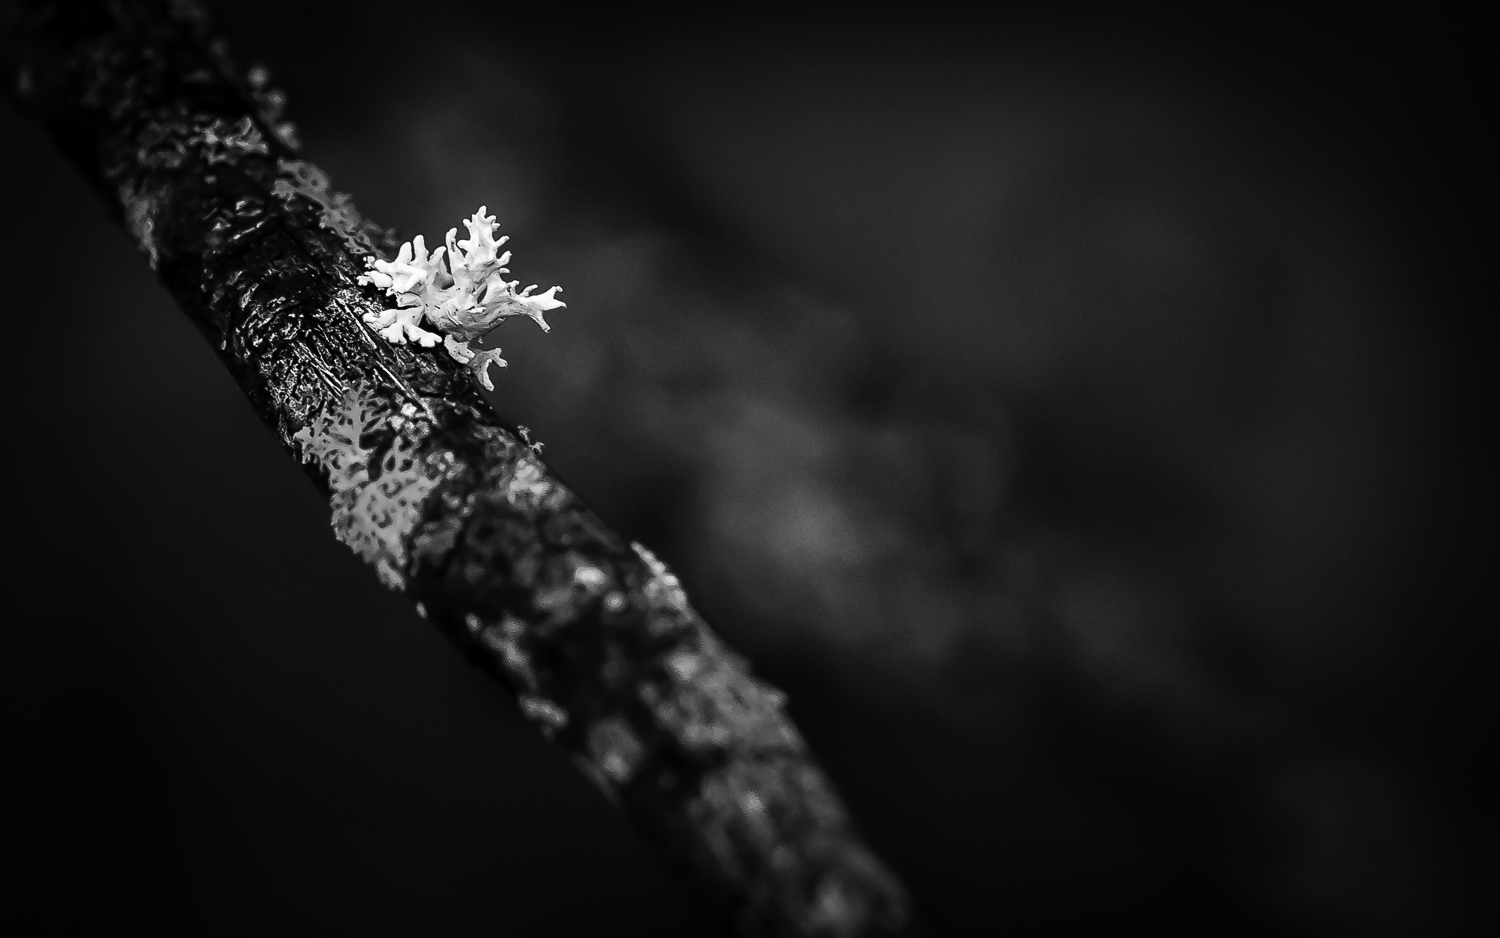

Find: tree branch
<box><xmin>1</xmin><ymin>2</ymin><xmax>913</xmax><ymax>935</ymax></box>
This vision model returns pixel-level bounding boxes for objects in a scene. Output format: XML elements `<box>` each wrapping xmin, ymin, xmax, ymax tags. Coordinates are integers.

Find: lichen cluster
<box><xmin>359</xmin><ymin>208</ymin><xmax>564</xmax><ymax>389</ymax></box>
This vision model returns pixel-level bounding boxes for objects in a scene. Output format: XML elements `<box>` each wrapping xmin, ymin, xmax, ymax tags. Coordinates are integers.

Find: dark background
<box><xmin>4</xmin><ymin>2</ymin><xmax>1485</xmax><ymax>935</ymax></box>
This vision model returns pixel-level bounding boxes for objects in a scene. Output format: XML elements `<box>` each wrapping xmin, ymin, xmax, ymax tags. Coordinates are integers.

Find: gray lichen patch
<box><xmin>271</xmin><ymin>159</ymin><xmax>377</xmax><ymax>255</ymax></box>
<box><xmin>586</xmin><ymin>716</ymin><xmax>647</xmax><ymax>786</ymax></box>
<box><xmin>409</xmin><ymin>511</ymin><xmax>466</xmax><ymax>569</ymax></box>
<box><xmin>602</xmin><ymin>590</ymin><xmax>629</xmax><ymax>614</ymax></box>
<box><xmin>645</xmin><ymin>633</ymin><xmax>801</xmax><ymax>757</ymax></box>
<box><xmin>244</xmin><ymin>63</ymin><xmax>299</xmax><ymax>151</ymax></box>
<box><xmin>690</xmin><ymin>758</ymin><xmax>909</xmax><ymax>938</ymax></box>
<box><xmin>191</xmin><ymin>115</ymin><xmax>268</xmax><ymax>164</ymax></box>
<box><xmin>806</xmin><ymin>875</ymin><xmax>878</xmax><ymax>938</ymax></box>
<box><xmin>294</xmin><ymin>380</ymin><xmax>458</xmax><ymax>589</ymax></box>
<box><xmin>665</xmin><ymin>647</ymin><xmax>705</xmax><ymax>683</ymax></box>
<box><xmin>120</xmin><ymin>184</ymin><xmax>161</xmax><ymax>269</ymax></box>
<box><xmin>572</xmin><ymin>563</ymin><xmax>608</xmax><ymax>590</ymax></box>
<box><xmin>518</xmin><ymin>694</ymin><xmax>568</xmax><ymax>738</ymax></box>
<box><xmin>632</xmin><ymin>541</ymin><xmax>696</xmax><ymax>636</ymax></box>
<box><xmin>532</xmin><ymin>552</ymin><xmax>615</xmax><ymax>621</ymax></box>
<box><xmin>479</xmin><ymin>615</ymin><xmax>538</xmax><ymax>692</ymax></box>
<box><xmin>504</xmin><ymin>454</ymin><xmax>561</xmax><ymax>511</ymax></box>
<box><xmin>115</xmin><ymin>108</ymin><xmax>270</xmax><ymax>181</ymax></box>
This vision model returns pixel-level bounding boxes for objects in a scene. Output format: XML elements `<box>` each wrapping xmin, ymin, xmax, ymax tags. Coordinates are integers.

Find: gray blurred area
<box><xmin>3</xmin><ymin>3</ymin><xmax>1482</xmax><ymax>935</ymax></box>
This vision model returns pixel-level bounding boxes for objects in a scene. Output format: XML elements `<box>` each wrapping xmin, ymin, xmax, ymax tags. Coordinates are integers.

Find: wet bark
<box><xmin>0</xmin><ymin>3</ymin><xmax>914</xmax><ymax>935</ymax></box>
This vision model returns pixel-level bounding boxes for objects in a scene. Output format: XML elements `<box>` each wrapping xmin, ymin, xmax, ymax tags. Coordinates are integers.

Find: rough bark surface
<box><xmin>0</xmin><ymin>3</ymin><xmax>912</xmax><ymax>935</ymax></box>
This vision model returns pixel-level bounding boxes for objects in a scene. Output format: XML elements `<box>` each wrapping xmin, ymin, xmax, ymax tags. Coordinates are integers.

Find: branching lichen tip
<box><xmin>359</xmin><ymin>206</ymin><xmax>563</xmax><ymax>385</ymax></box>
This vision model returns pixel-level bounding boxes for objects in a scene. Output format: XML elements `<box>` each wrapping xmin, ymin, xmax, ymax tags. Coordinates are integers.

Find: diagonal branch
<box><xmin>0</xmin><ymin>2</ymin><xmax>913</xmax><ymax>935</ymax></box>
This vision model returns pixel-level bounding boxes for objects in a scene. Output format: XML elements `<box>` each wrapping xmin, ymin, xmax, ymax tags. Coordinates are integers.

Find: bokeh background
<box><xmin>4</xmin><ymin>2</ymin><xmax>1484</xmax><ymax>935</ymax></box>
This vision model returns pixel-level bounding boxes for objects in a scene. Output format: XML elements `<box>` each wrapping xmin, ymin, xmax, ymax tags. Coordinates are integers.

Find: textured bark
<box><xmin>0</xmin><ymin>3</ymin><xmax>913</xmax><ymax>936</ymax></box>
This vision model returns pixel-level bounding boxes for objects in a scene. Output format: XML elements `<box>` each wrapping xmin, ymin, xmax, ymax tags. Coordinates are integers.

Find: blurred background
<box><xmin>4</xmin><ymin>2</ymin><xmax>1485</xmax><ymax>935</ymax></box>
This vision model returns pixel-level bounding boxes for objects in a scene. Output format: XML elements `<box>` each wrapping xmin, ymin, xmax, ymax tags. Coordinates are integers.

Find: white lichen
<box><xmin>359</xmin><ymin>207</ymin><xmax>564</xmax><ymax>389</ymax></box>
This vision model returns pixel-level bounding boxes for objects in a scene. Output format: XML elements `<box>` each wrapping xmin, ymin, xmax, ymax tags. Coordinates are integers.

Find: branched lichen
<box><xmin>359</xmin><ymin>207</ymin><xmax>564</xmax><ymax>389</ymax></box>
